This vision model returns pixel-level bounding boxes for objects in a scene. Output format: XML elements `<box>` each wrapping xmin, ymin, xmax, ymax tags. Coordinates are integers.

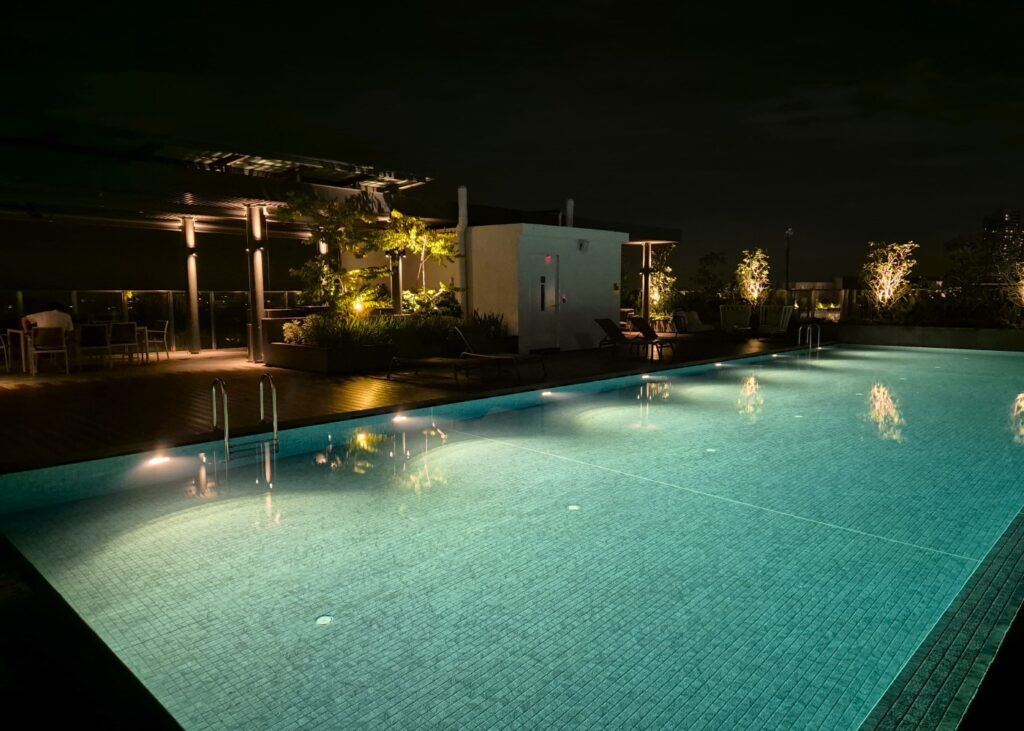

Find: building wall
<box><xmin>466</xmin><ymin>223</ymin><xmax>625</xmax><ymax>354</ymax></box>
<box><xmin>466</xmin><ymin>224</ymin><xmax>521</xmax><ymax>332</ymax></box>
<box><xmin>516</xmin><ymin>224</ymin><xmax>625</xmax><ymax>353</ymax></box>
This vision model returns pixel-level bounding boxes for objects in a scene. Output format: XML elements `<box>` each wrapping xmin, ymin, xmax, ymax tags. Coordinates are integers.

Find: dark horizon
<box><xmin>3</xmin><ymin>2</ymin><xmax>1023</xmax><ymax>283</ymax></box>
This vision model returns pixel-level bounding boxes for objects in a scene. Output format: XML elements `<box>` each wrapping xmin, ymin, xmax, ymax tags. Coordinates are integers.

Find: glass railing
<box><xmin>1</xmin><ymin>290</ymin><xmax>301</xmax><ymax>351</ymax></box>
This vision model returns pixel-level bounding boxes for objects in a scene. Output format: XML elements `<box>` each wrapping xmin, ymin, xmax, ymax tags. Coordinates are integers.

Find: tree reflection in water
<box><xmin>736</xmin><ymin>376</ymin><xmax>764</xmax><ymax>421</ymax></box>
<box><xmin>1012</xmin><ymin>393</ymin><xmax>1024</xmax><ymax>445</ymax></box>
<box><xmin>868</xmin><ymin>383</ymin><xmax>905</xmax><ymax>442</ymax></box>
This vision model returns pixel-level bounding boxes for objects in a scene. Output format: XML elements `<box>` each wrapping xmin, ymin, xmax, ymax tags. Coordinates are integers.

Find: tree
<box><xmin>375</xmin><ymin>211</ymin><xmax>460</xmax><ymax>291</ymax></box>
<box><xmin>735</xmin><ymin>249</ymin><xmax>771</xmax><ymax>306</ymax></box>
<box><xmin>1005</xmin><ymin>262</ymin><xmax>1024</xmax><ymax>310</ymax></box>
<box><xmin>277</xmin><ymin>192</ymin><xmax>389</xmax><ymax>313</ymax></box>
<box><xmin>862</xmin><ymin>241</ymin><xmax>918</xmax><ymax>314</ymax></box>
<box><xmin>276</xmin><ymin>191</ymin><xmax>383</xmax><ymax>261</ymax></box>
<box><xmin>648</xmin><ymin>243</ymin><xmax>677</xmax><ymax>316</ymax></box>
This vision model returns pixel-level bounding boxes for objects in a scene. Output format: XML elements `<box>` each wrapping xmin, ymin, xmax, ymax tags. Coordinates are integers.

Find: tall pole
<box><xmin>641</xmin><ymin>242</ymin><xmax>652</xmax><ymax>321</ymax></box>
<box><xmin>785</xmin><ymin>227</ymin><xmax>794</xmax><ymax>301</ymax></box>
<box><xmin>183</xmin><ymin>217</ymin><xmax>201</xmax><ymax>354</ymax></box>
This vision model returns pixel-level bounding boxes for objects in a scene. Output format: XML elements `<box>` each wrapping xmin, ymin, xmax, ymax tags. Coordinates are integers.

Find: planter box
<box><xmin>835</xmin><ymin>325</ymin><xmax>1024</xmax><ymax>351</ymax></box>
<box><xmin>263</xmin><ymin>342</ymin><xmax>397</xmax><ymax>374</ymax></box>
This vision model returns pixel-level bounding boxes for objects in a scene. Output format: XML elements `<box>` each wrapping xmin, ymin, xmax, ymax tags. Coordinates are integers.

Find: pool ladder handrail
<box><xmin>259</xmin><ymin>373</ymin><xmax>279</xmax><ymax>449</ymax></box>
<box><xmin>211</xmin><ymin>378</ymin><xmax>230</xmax><ymax>459</ymax></box>
<box><xmin>798</xmin><ymin>323</ymin><xmax>821</xmax><ymax>349</ymax></box>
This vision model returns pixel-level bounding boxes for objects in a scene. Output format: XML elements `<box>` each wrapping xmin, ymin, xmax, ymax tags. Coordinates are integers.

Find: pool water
<box><xmin>2</xmin><ymin>346</ymin><xmax>1022</xmax><ymax>729</ymax></box>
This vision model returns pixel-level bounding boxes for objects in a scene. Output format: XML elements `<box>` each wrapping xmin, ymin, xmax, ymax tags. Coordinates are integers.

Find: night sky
<box><xmin>4</xmin><ymin>1</ymin><xmax>1023</xmax><ymax>283</ymax></box>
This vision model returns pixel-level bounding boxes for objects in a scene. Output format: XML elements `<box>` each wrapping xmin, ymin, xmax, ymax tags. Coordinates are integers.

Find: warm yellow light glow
<box><xmin>355</xmin><ymin>432</ymin><xmax>369</xmax><ymax>449</ymax></box>
<box><xmin>393</xmin><ymin>415</ymin><xmax>408</xmax><ymax>422</ymax></box>
<box><xmin>147</xmin><ymin>456</ymin><xmax>170</xmax><ymax>466</ymax></box>
<box><xmin>1012</xmin><ymin>393</ymin><xmax>1024</xmax><ymax>445</ymax></box>
<box><xmin>353</xmin><ymin>301</ymin><xmax>365</xmax><ymax>313</ymax></box>
<box><xmin>863</xmin><ymin>241</ymin><xmax>918</xmax><ymax>313</ymax></box>
<box><xmin>869</xmin><ymin>383</ymin><xmax>904</xmax><ymax>442</ymax></box>
<box><xmin>735</xmin><ymin>248</ymin><xmax>771</xmax><ymax>306</ymax></box>
<box><xmin>736</xmin><ymin>376</ymin><xmax>764</xmax><ymax>420</ymax></box>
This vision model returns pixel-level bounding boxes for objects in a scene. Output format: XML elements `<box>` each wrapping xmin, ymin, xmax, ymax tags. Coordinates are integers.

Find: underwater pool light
<box><xmin>315</xmin><ymin>615</ymin><xmax>333</xmax><ymax>625</ymax></box>
<box><xmin>147</xmin><ymin>456</ymin><xmax>170</xmax><ymax>466</ymax></box>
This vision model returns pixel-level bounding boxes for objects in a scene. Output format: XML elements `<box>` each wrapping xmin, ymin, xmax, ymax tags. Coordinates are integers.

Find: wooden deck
<box><xmin>0</xmin><ymin>337</ymin><xmax>791</xmax><ymax>473</ymax></box>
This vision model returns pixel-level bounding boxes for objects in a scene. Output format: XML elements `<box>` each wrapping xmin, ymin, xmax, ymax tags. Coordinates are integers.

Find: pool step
<box><xmin>861</xmin><ymin>510</ymin><xmax>1024</xmax><ymax>731</ymax></box>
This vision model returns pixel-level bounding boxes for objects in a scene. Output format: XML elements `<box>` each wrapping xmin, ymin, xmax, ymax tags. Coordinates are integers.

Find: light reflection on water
<box><xmin>1013</xmin><ymin>393</ymin><xmax>1024</xmax><ymax>445</ymax></box>
<box><xmin>868</xmin><ymin>383</ymin><xmax>905</xmax><ymax>443</ymax></box>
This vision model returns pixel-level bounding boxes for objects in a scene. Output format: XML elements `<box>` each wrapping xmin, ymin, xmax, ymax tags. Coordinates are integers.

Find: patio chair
<box><xmin>454</xmin><ymin>326</ymin><xmax>547</xmax><ymax>383</ymax></box>
<box><xmin>629</xmin><ymin>316</ymin><xmax>682</xmax><ymax>360</ymax></box>
<box><xmin>758</xmin><ymin>305</ymin><xmax>794</xmax><ymax>338</ymax></box>
<box><xmin>28</xmin><ymin>326</ymin><xmax>69</xmax><ymax>375</ymax></box>
<box><xmin>720</xmin><ymin>305</ymin><xmax>753</xmax><ymax>335</ymax></box>
<box><xmin>146</xmin><ymin>320</ymin><xmax>171</xmax><ymax>361</ymax></box>
<box><xmin>109</xmin><ymin>322</ymin><xmax>140</xmax><ymax>362</ymax></box>
<box><xmin>77</xmin><ymin>323</ymin><xmax>112</xmax><ymax>368</ymax></box>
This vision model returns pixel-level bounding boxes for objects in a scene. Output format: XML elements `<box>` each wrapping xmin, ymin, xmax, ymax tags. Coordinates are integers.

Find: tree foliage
<box><xmin>376</xmin><ymin>211</ymin><xmax>461</xmax><ymax>290</ymax></box>
<box><xmin>276</xmin><ymin>191</ymin><xmax>384</xmax><ymax>258</ymax></box>
<box><xmin>735</xmin><ymin>248</ymin><xmax>771</xmax><ymax>306</ymax></box>
<box><xmin>648</xmin><ymin>243</ymin><xmax>677</xmax><ymax>316</ymax></box>
<box><xmin>862</xmin><ymin>241</ymin><xmax>918</xmax><ymax>314</ymax></box>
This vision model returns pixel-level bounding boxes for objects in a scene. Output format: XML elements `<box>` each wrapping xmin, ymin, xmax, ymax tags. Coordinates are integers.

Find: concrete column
<box><xmin>183</xmin><ymin>217</ymin><xmax>201</xmax><ymax>354</ymax></box>
<box><xmin>565</xmin><ymin>198</ymin><xmax>574</xmax><ymax>228</ymax></box>
<box><xmin>457</xmin><ymin>185</ymin><xmax>469</xmax><ymax>314</ymax></box>
<box><xmin>247</xmin><ymin>205</ymin><xmax>267</xmax><ymax>362</ymax></box>
<box><xmin>641</xmin><ymin>242</ymin><xmax>652</xmax><ymax>321</ymax></box>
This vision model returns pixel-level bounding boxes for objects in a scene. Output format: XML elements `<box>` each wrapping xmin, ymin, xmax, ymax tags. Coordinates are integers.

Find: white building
<box><xmin>465</xmin><ymin>223</ymin><xmax>627</xmax><ymax>354</ymax></box>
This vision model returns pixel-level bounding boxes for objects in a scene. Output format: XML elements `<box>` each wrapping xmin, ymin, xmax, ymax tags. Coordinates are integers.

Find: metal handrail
<box><xmin>259</xmin><ymin>373</ymin><xmax>278</xmax><ymax>447</ymax></box>
<box><xmin>211</xmin><ymin>378</ymin><xmax>230</xmax><ymax>458</ymax></box>
<box><xmin>798</xmin><ymin>323</ymin><xmax>821</xmax><ymax>349</ymax></box>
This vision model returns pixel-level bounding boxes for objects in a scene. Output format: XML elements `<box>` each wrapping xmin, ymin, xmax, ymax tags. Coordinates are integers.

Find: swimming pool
<box><xmin>2</xmin><ymin>345</ymin><xmax>1021</xmax><ymax>729</ymax></box>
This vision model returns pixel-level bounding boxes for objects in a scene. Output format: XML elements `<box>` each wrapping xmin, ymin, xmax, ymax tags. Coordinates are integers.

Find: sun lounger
<box><xmin>629</xmin><ymin>316</ymin><xmax>683</xmax><ymax>359</ymax></box>
<box><xmin>454</xmin><ymin>327</ymin><xmax>547</xmax><ymax>383</ymax></box>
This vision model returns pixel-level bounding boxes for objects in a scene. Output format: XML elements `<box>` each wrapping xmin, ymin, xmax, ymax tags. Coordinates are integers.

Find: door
<box><xmin>523</xmin><ymin>253</ymin><xmax>559</xmax><ymax>351</ymax></box>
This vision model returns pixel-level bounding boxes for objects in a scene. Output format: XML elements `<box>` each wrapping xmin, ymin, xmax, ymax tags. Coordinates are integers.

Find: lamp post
<box><xmin>785</xmin><ymin>227</ymin><xmax>794</xmax><ymax>302</ymax></box>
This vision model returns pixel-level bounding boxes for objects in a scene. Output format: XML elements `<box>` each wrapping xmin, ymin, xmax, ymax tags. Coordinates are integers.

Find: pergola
<box><xmin>0</xmin><ymin>132</ymin><xmax>430</xmax><ymax>360</ymax></box>
<box><xmin>623</xmin><ymin>239</ymin><xmax>677</xmax><ymax>321</ymax></box>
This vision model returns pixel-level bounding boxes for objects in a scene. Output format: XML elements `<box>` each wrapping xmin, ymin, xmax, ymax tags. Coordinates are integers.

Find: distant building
<box><xmin>983</xmin><ymin>208</ymin><xmax>1024</xmax><ymax>264</ymax></box>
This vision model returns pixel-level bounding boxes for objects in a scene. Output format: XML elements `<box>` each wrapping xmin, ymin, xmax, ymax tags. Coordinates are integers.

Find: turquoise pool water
<box><xmin>2</xmin><ymin>346</ymin><xmax>1022</xmax><ymax>729</ymax></box>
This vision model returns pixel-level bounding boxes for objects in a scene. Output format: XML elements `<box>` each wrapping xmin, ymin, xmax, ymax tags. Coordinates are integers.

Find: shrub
<box><xmin>282</xmin><ymin>313</ymin><xmax>459</xmax><ymax>353</ymax></box>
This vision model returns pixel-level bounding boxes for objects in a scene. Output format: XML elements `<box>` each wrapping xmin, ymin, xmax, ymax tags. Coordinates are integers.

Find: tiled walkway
<box><xmin>0</xmin><ymin>338</ymin><xmax>784</xmax><ymax>473</ymax></box>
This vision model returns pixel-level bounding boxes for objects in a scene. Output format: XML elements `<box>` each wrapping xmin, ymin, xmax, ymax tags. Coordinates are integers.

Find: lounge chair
<box><xmin>629</xmin><ymin>316</ymin><xmax>682</xmax><ymax>359</ymax></box>
<box><xmin>594</xmin><ymin>318</ymin><xmax>647</xmax><ymax>357</ymax></box>
<box><xmin>387</xmin><ymin>329</ymin><xmax>482</xmax><ymax>383</ymax></box>
<box><xmin>672</xmin><ymin>310</ymin><xmax>714</xmax><ymax>334</ymax></box>
<box><xmin>454</xmin><ymin>326</ymin><xmax>546</xmax><ymax>382</ymax></box>
<box><xmin>758</xmin><ymin>305</ymin><xmax>794</xmax><ymax>338</ymax></box>
<box><xmin>720</xmin><ymin>305</ymin><xmax>753</xmax><ymax>335</ymax></box>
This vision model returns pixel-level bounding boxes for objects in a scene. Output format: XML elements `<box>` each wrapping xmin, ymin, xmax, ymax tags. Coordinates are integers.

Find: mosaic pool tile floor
<box><xmin>2</xmin><ymin>346</ymin><xmax>1022</xmax><ymax>729</ymax></box>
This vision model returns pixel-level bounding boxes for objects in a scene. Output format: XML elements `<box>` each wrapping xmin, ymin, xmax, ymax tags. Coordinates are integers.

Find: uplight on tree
<box><xmin>862</xmin><ymin>241</ymin><xmax>918</xmax><ymax>314</ymax></box>
<box><xmin>1005</xmin><ymin>262</ymin><xmax>1024</xmax><ymax>309</ymax></box>
<box><xmin>735</xmin><ymin>248</ymin><xmax>771</xmax><ymax>306</ymax></box>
